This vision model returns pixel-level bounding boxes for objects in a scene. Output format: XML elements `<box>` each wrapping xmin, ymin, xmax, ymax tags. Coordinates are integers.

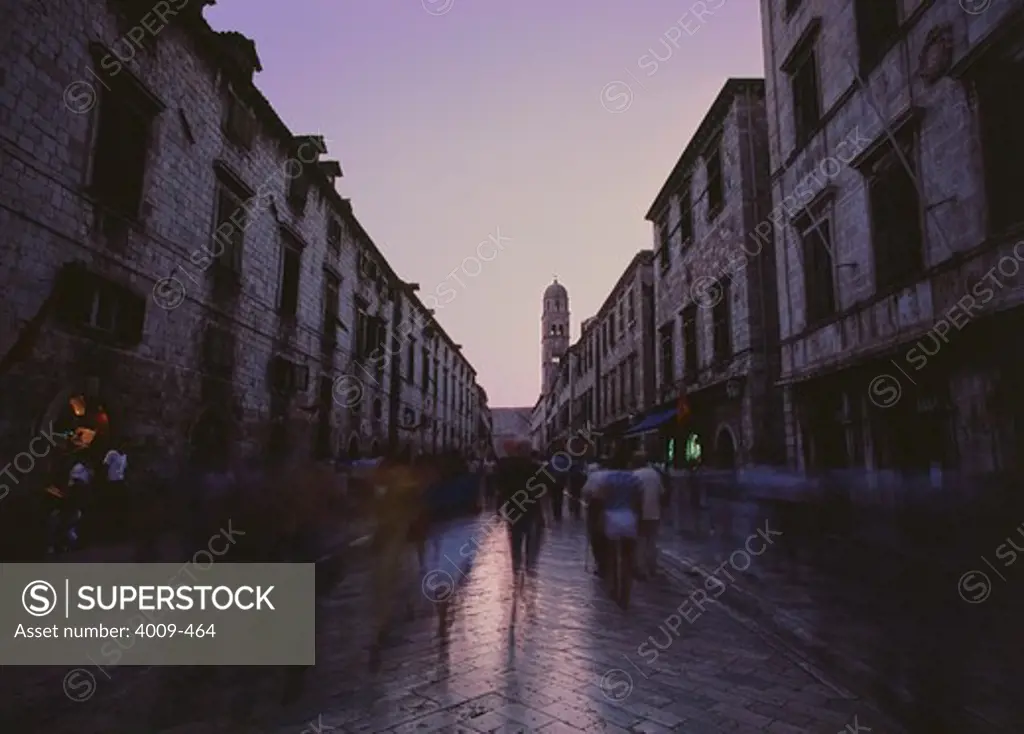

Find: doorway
<box><xmin>715</xmin><ymin>427</ymin><xmax>737</xmax><ymax>469</ymax></box>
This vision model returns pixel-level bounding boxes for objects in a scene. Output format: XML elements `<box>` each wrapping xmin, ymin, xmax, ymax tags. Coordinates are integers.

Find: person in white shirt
<box><xmin>633</xmin><ymin>458</ymin><xmax>664</xmax><ymax>579</ymax></box>
<box><xmin>103</xmin><ymin>447</ymin><xmax>128</xmax><ymax>484</ymax></box>
<box><xmin>102</xmin><ymin>446</ymin><xmax>128</xmax><ymax>497</ymax></box>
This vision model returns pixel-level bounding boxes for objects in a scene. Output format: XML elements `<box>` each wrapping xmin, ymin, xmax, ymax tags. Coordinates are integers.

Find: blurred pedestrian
<box><xmin>549</xmin><ymin>453</ymin><xmax>567</xmax><ymax>523</ymax></box>
<box><xmin>633</xmin><ymin>453</ymin><xmax>663</xmax><ymax>580</ymax></box>
<box><xmin>583</xmin><ymin>464</ymin><xmax>608</xmax><ymax>577</ymax></box>
<box><xmin>568</xmin><ymin>460</ymin><xmax>586</xmax><ymax>520</ymax></box>
<box><xmin>369</xmin><ymin>451</ymin><xmax>425</xmax><ymax>670</ymax></box>
<box><xmin>495</xmin><ymin>439</ymin><xmax>544</xmax><ymax>579</ymax></box>
<box><xmin>586</xmin><ymin>445</ymin><xmax>642</xmax><ymax>609</ymax></box>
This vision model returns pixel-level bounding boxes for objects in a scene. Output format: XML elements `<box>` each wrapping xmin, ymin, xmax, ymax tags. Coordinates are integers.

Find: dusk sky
<box><xmin>206</xmin><ymin>0</ymin><xmax>764</xmax><ymax>408</ymax></box>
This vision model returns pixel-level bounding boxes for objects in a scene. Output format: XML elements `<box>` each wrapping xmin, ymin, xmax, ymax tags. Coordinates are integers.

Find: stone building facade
<box><xmin>761</xmin><ymin>0</ymin><xmax>1024</xmax><ymax>486</ymax></box>
<box><xmin>540</xmin><ymin>279</ymin><xmax>570</xmax><ymax>394</ymax></box>
<box><xmin>530</xmin><ymin>255</ymin><xmax>656</xmax><ymax>458</ymax></box>
<box><xmin>646</xmin><ymin>78</ymin><xmax>784</xmax><ymax>468</ymax></box>
<box><xmin>0</xmin><ymin>0</ymin><xmax>487</xmax><ymax>485</ymax></box>
<box><xmin>589</xmin><ymin>251</ymin><xmax>656</xmax><ymax>441</ymax></box>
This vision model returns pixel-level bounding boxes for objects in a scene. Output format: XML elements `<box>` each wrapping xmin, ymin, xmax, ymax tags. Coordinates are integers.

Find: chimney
<box><xmin>216</xmin><ymin>31</ymin><xmax>262</xmax><ymax>83</ymax></box>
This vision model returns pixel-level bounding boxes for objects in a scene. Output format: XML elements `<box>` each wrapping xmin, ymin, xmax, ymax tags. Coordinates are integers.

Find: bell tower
<box><xmin>541</xmin><ymin>277</ymin><xmax>570</xmax><ymax>394</ymax></box>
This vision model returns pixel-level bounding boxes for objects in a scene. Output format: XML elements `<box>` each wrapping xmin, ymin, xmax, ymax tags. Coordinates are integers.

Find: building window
<box><xmin>224</xmin><ymin>84</ymin><xmax>256</xmax><ymax>149</ymax></box>
<box><xmin>855</xmin><ymin>0</ymin><xmax>900</xmax><ymax>76</ymax></box>
<box><xmin>796</xmin><ymin>205</ymin><xmax>837</xmax><ymax>325</ymax></box>
<box><xmin>712</xmin><ymin>280</ymin><xmax>731</xmax><ymax>361</ymax></box>
<box><xmin>866</xmin><ymin>130</ymin><xmax>923</xmax><ymax>291</ymax></box>
<box><xmin>278</xmin><ymin>235</ymin><xmax>302</xmax><ymax>318</ymax></box>
<box><xmin>406</xmin><ymin>340</ymin><xmax>416</xmax><ymax>383</ymax></box>
<box><xmin>609</xmin><ymin>313</ymin><xmax>616</xmax><ymax>345</ymax></box>
<box><xmin>354</xmin><ymin>297</ymin><xmax>369</xmax><ymax>359</ymax></box>
<box><xmin>287</xmin><ymin>162</ymin><xmax>310</xmax><ymax>211</ymax></box>
<box><xmin>977</xmin><ymin>41</ymin><xmax>1024</xmax><ymax>232</ymax></box>
<box><xmin>421</xmin><ymin>347</ymin><xmax>430</xmax><ymax>390</ymax></box>
<box><xmin>269</xmin><ymin>356</ymin><xmax>308</xmax><ymax>394</ymax></box>
<box><xmin>55</xmin><ymin>266</ymin><xmax>145</xmax><ymax>346</ymax></box>
<box><xmin>211</xmin><ymin>182</ymin><xmax>247</xmax><ymax>274</ymax></box>
<box><xmin>90</xmin><ymin>82</ymin><xmax>158</xmax><ymax>219</ymax></box>
<box><xmin>682</xmin><ymin>304</ymin><xmax>698</xmax><ymax>381</ymax></box>
<box><xmin>705</xmin><ymin>140</ymin><xmax>724</xmax><ymax>219</ymax></box>
<box><xmin>678</xmin><ymin>180</ymin><xmax>694</xmax><ymax>246</ymax></box>
<box><xmin>659</xmin><ymin>321</ymin><xmax>675</xmax><ymax>388</ymax></box>
<box><xmin>657</xmin><ymin>222</ymin><xmax>670</xmax><ymax>273</ymax></box>
<box><xmin>790</xmin><ymin>44</ymin><xmax>821</xmax><ymax>148</ymax></box>
<box><xmin>627</xmin><ymin>290</ymin><xmax>635</xmax><ymax>324</ymax></box>
<box><xmin>202</xmin><ymin>326</ymin><xmax>234</xmax><ymax>379</ymax></box>
<box><xmin>321</xmin><ymin>270</ymin><xmax>340</xmax><ymax>351</ymax></box>
<box><xmin>327</xmin><ymin>217</ymin><xmax>342</xmax><ymax>252</ymax></box>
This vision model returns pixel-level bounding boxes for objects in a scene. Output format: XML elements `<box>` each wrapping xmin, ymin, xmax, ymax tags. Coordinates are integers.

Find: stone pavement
<box><xmin>0</xmin><ymin>524</ymin><xmax>377</xmax><ymax>734</ymax></box>
<box><xmin>653</xmin><ymin>502</ymin><xmax>1023</xmax><ymax>734</ymax></box>
<box><xmin>265</xmin><ymin>516</ymin><xmax>899</xmax><ymax>734</ymax></box>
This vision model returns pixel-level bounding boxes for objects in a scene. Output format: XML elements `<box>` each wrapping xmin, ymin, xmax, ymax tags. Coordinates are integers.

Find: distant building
<box><xmin>530</xmin><ymin>256</ymin><xmax>657</xmax><ymax>459</ymax></box>
<box><xmin>489</xmin><ymin>407</ymin><xmax>533</xmax><ymax>457</ymax></box>
<box><xmin>540</xmin><ymin>278</ymin><xmax>570</xmax><ymax>394</ymax></box>
<box><xmin>646</xmin><ymin>78</ymin><xmax>783</xmax><ymax>468</ymax></box>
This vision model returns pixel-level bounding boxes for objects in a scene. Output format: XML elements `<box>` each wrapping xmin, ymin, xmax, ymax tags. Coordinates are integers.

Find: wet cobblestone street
<box><xmin>262</xmin><ymin>516</ymin><xmax>898</xmax><ymax>734</ymax></box>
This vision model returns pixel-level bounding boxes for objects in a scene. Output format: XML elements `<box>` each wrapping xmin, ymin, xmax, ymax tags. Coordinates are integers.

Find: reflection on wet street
<box><xmin>266</xmin><ymin>517</ymin><xmax>895</xmax><ymax>734</ymax></box>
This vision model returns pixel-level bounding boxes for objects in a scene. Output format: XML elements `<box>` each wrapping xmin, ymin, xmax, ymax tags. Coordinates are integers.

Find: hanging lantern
<box><xmin>69</xmin><ymin>395</ymin><xmax>87</xmax><ymax>417</ymax></box>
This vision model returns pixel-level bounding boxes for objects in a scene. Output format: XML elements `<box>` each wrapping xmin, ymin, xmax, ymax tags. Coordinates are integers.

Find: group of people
<box><xmin>43</xmin><ymin>444</ymin><xmax>129</xmax><ymax>554</ymax></box>
<box><xmin>582</xmin><ymin>445</ymin><xmax>669</xmax><ymax>608</ymax></box>
<box><xmin>482</xmin><ymin>441</ymin><xmax>670</xmax><ymax>610</ymax></box>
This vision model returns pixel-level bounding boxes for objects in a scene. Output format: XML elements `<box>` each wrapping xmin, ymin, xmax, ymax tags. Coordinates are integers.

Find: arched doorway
<box><xmin>715</xmin><ymin>427</ymin><xmax>737</xmax><ymax>469</ymax></box>
<box><xmin>369</xmin><ymin>439</ymin><xmax>380</xmax><ymax>457</ymax></box>
<box><xmin>189</xmin><ymin>407</ymin><xmax>230</xmax><ymax>467</ymax></box>
<box><xmin>347</xmin><ymin>435</ymin><xmax>360</xmax><ymax>460</ymax></box>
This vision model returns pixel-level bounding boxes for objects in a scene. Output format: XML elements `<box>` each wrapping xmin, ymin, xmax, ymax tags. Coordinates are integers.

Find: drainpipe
<box><xmin>387</xmin><ymin>289</ymin><xmax>402</xmax><ymax>454</ymax></box>
<box><xmin>745</xmin><ymin>85</ymin><xmax>772</xmax><ymax>465</ymax></box>
<box><xmin>764</xmin><ymin>5</ymin><xmax>798</xmax><ymax>467</ymax></box>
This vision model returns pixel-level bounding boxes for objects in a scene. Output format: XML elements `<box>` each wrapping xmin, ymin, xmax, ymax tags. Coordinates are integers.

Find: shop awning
<box><xmin>623</xmin><ymin>407</ymin><xmax>677</xmax><ymax>437</ymax></box>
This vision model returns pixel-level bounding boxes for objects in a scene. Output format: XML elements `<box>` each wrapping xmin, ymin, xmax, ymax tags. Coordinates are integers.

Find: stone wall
<box><xmin>0</xmin><ymin>1</ymin><xmax>484</xmax><ymax>486</ymax></box>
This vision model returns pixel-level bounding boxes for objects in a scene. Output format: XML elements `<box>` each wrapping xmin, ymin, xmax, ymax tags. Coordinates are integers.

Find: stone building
<box><xmin>645</xmin><ymin>78</ymin><xmax>784</xmax><ymax>468</ymax></box>
<box><xmin>540</xmin><ymin>278</ymin><xmax>570</xmax><ymax>394</ymax></box>
<box><xmin>489</xmin><ymin>407</ymin><xmax>532</xmax><ymax>456</ymax></box>
<box><xmin>589</xmin><ymin>251</ymin><xmax>657</xmax><ymax>444</ymax></box>
<box><xmin>0</xmin><ymin>0</ymin><xmax>486</xmax><ymax>483</ymax></box>
<box><xmin>382</xmin><ymin>282</ymin><xmax>485</xmax><ymax>459</ymax></box>
<box><xmin>761</xmin><ymin>0</ymin><xmax>1024</xmax><ymax>485</ymax></box>
<box><xmin>530</xmin><ymin>256</ymin><xmax>657</xmax><ymax>458</ymax></box>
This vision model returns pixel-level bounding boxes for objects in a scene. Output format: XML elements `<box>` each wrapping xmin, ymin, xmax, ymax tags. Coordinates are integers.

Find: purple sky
<box><xmin>206</xmin><ymin>0</ymin><xmax>763</xmax><ymax>407</ymax></box>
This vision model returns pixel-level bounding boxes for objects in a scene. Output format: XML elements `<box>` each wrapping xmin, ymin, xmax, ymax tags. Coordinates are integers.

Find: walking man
<box><xmin>632</xmin><ymin>454</ymin><xmax>663</xmax><ymax>580</ymax></box>
<box><xmin>495</xmin><ymin>439</ymin><xmax>543</xmax><ymax>579</ymax></box>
